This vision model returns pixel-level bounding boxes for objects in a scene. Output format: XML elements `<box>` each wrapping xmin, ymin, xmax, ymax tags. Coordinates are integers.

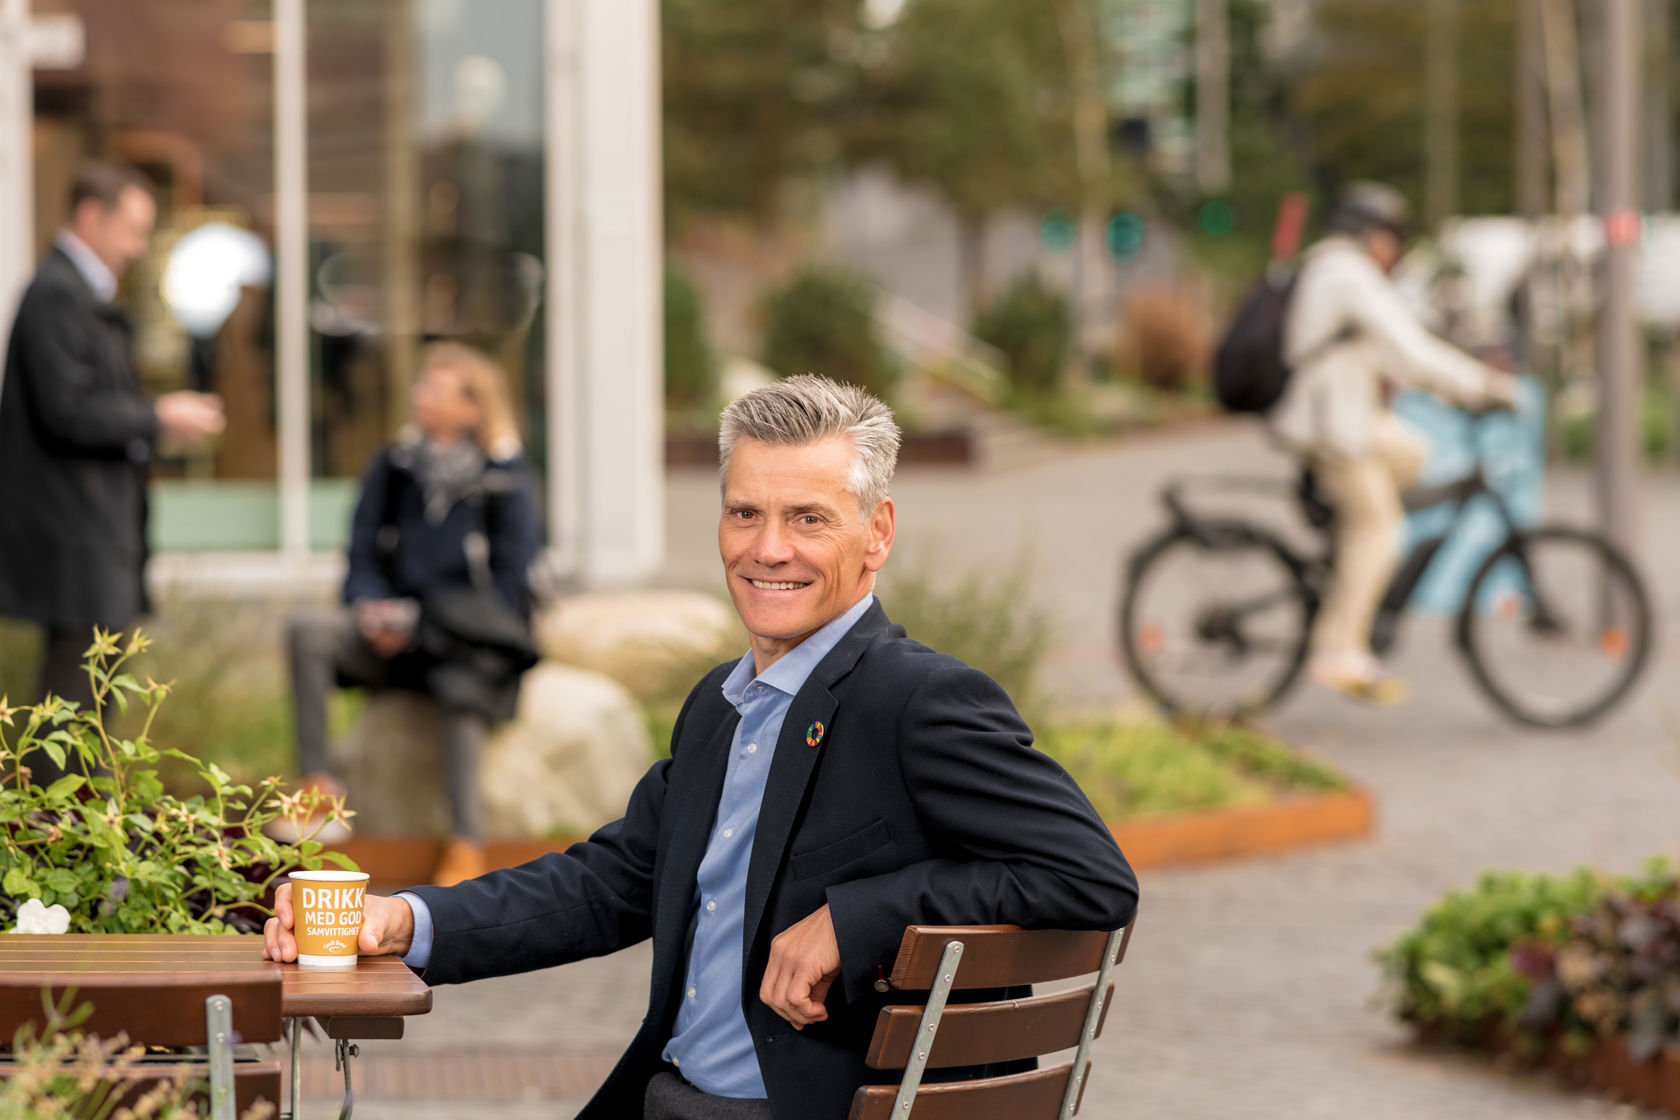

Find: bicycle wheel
<box><xmin>1458</xmin><ymin>526</ymin><xmax>1653</xmax><ymax>728</ymax></box>
<box><xmin>1120</xmin><ymin>521</ymin><xmax>1313</xmax><ymax>720</ymax></box>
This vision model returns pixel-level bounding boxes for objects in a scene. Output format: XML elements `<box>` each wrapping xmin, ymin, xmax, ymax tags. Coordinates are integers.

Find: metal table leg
<box><xmin>333</xmin><ymin>1036</ymin><xmax>359</xmax><ymax>1120</ymax></box>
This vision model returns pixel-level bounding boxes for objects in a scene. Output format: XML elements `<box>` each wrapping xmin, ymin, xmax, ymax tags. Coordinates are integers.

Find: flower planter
<box><xmin>1549</xmin><ymin>1037</ymin><xmax>1680</xmax><ymax>1115</ymax></box>
<box><xmin>1108</xmin><ymin>786</ymin><xmax>1375</xmax><ymax>870</ymax></box>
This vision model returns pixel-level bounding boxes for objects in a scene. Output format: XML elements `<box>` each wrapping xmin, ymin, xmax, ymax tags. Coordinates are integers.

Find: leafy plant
<box><xmin>0</xmin><ymin>629</ymin><xmax>354</xmax><ymax>935</ymax></box>
<box><xmin>1035</xmin><ymin>720</ymin><xmax>1345</xmax><ymax>820</ymax></box>
<box><xmin>1377</xmin><ymin>861</ymin><xmax>1678</xmax><ymax>1054</ymax></box>
<box><xmin>971</xmin><ymin>271</ymin><xmax>1073</xmax><ymax>393</ymax></box>
<box><xmin>1118</xmin><ymin>287</ymin><xmax>1211</xmax><ymax>392</ymax></box>
<box><xmin>760</xmin><ymin>266</ymin><xmax>895</xmax><ymax>398</ymax></box>
<box><xmin>1511</xmin><ymin>874</ymin><xmax>1680</xmax><ymax>1061</ymax></box>
<box><xmin>876</xmin><ymin>548</ymin><xmax>1055</xmax><ymax>721</ymax></box>
<box><xmin>3</xmin><ymin>991</ymin><xmax>274</xmax><ymax>1119</ymax></box>
<box><xmin>665</xmin><ymin>263</ymin><xmax>717</xmax><ymax>410</ymax></box>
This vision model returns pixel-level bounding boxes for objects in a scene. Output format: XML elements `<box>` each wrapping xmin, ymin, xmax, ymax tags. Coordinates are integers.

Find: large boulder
<box><xmin>335</xmin><ymin>663</ymin><xmax>653</xmax><ymax>838</ymax></box>
<box><xmin>534</xmin><ymin>590</ymin><xmax>740</xmax><ymax>701</ymax></box>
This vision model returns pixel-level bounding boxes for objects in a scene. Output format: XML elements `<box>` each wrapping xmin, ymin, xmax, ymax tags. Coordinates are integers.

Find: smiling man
<box><xmin>264</xmin><ymin>375</ymin><xmax>1138</xmax><ymax>1120</ymax></box>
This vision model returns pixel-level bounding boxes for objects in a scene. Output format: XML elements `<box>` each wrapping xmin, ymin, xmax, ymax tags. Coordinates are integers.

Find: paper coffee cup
<box><xmin>290</xmin><ymin>870</ymin><xmax>369</xmax><ymax>969</ymax></box>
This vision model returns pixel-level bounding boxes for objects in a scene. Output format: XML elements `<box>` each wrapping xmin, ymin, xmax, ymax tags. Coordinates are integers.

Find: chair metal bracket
<box><xmin>205</xmin><ymin>994</ymin><xmax>235</xmax><ymax>1120</ymax></box>
<box><xmin>891</xmin><ymin>938</ymin><xmax>963</xmax><ymax>1117</ymax></box>
<box><xmin>1058</xmin><ymin>925</ymin><xmax>1126</xmax><ymax>1119</ymax></box>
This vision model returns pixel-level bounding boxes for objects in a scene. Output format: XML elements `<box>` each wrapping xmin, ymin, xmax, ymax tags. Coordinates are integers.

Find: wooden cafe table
<box><xmin>0</xmin><ymin>934</ymin><xmax>431</xmax><ymax>1118</ymax></box>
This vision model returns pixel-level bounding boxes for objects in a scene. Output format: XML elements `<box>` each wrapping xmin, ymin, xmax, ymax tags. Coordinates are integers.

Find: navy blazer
<box><xmin>406</xmin><ymin>601</ymin><xmax>1138</xmax><ymax>1120</ymax></box>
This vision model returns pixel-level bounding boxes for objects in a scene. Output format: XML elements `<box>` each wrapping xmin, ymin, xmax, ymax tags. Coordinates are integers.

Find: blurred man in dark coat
<box><xmin>0</xmin><ymin>162</ymin><xmax>224</xmax><ymax>776</ymax></box>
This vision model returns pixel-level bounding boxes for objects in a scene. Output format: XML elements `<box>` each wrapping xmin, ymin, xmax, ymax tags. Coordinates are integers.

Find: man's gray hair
<box><xmin>718</xmin><ymin>375</ymin><xmax>902</xmax><ymax>513</ymax></box>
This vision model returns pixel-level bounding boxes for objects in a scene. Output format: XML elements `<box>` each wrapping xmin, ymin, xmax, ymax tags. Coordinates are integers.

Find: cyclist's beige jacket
<box><xmin>1270</xmin><ymin>236</ymin><xmax>1498</xmax><ymax>460</ymax></box>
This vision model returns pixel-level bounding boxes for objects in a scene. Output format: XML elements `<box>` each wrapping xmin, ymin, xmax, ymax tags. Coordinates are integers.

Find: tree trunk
<box><xmin>958</xmin><ymin>215</ymin><xmax>988</xmax><ymax>318</ymax></box>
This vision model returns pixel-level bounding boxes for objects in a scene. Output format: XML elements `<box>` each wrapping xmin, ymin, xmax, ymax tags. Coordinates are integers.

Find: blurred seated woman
<box><xmin>277</xmin><ymin>342</ymin><xmax>542</xmax><ymax>886</ymax></box>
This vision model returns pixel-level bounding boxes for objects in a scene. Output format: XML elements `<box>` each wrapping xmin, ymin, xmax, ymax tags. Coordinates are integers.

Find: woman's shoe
<box><xmin>433</xmin><ymin>836</ymin><xmax>488</xmax><ymax>887</ymax></box>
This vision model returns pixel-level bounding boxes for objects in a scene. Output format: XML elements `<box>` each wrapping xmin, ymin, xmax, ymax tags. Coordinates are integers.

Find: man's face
<box><xmin>719</xmin><ymin>436</ymin><xmax>895</xmax><ymax>670</ymax></box>
<box><xmin>73</xmin><ymin>187</ymin><xmax>155</xmax><ymax>278</ymax></box>
<box><xmin>1364</xmin><ymin>228</ymin><xmax>1402</xmax><ymax>274</ymax></box>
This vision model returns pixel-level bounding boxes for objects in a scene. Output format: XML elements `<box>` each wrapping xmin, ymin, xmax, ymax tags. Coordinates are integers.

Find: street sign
<box><xmin>27</xmin><ymin>13</ymin><xmax>83</xmax><ymax>71</ymax></box>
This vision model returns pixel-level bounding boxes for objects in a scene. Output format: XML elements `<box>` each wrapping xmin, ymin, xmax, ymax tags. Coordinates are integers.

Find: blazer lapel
<box><xmin>741</xmin><ymin>602</ymin><xmax>892</xmax><ymax>950</ymax></box>
<box><xmin>651</xmin><ymin>701</ymin><xmax>739</xmax><ymax>978</ymax></box>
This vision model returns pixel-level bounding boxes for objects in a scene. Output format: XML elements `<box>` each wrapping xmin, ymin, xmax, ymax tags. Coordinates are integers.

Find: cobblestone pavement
<box><xmin>323</xmin><ymin>422</ymin><xmax>1679</xmax><ymax>1118</ymax></box>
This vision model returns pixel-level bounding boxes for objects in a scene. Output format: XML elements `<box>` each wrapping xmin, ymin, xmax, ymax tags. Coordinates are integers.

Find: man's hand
<box><xmin>759</xmin><ymin>904</ymin><xmax>841</xmax><ymax>1029</ymax></box>
<box><xmin>155</xmin><ymin>391</ymin><xmax>225</xmax><ymax>442</ymax></box>
<box><xmin>262</xmin><ymin>882</ymin><xmax>416</xmax><ymax>963</ymax></box>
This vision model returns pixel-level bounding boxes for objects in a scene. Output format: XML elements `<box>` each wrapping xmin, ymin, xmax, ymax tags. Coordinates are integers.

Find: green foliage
<box><xmin>1376</xmin><ymin>860</ymin><xmax>1679</xmax><ymax>1054</ymax></box>
<box><xmin>1527</xmin><ymin>880</ymin><xmax>1680</xmax><ymax>1062</ymax></box>
<box><xmin>1035</xmin><ymin>720</ymin><xmax>1348</xmax><ymax>820</ymax></box>
<box><xmin>665</xmin><ymin>263</ymin><xmax>717</xmax><ymax>410</ymax></box>
<box><xmin>1292</xmin><ymin>0</ymin><xmax>1517</xmax><ymax>218</ymax></box>
<box><xmin>859</xmin><ymin>0</ymin><xmax>1080</xmax><ymax>225</ymax></box>
<box><xmin>1196</xmin><ymin>723</ymin><xmax>1348</xmax><ymax>792</ymax></box>
<box><xmin>3</xmin><ymin>991</ymin><xmax>274</xmax><ymax>1118</ymax></box>
<box><xmin>760</xmin><ymin>265</ymin><xmax>895</xmax><ymax>396</ymax></box>
<box><xmin>876</xmin><ymin>549</ymin><xmax>1056</xmax><ymax>722</ymax></box>
<box><xmin>0</xmin><ymin>630</ymin><xmax>355</xmax><ymax>936</ymax></box>
<box><xmin>971</xmin><ymin>272</ymin><xmax>1074</xmax><ymax>393</ymax></box>
<box><xmin>661</xmin><ymin>0</ymin><xmax>865</xmax><ymax>227</ymax></box>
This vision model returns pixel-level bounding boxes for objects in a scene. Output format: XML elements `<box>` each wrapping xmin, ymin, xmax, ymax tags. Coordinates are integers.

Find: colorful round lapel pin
<box><xmin>806</xmin><ymin>721</ymin><xmax>825</xmax><ymax>748</ymax></box>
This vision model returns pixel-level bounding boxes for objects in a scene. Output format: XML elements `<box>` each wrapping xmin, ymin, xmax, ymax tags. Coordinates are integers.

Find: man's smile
<box><xmin>746</xmin><ymin>578</ymin><xmax>812</xmax><ymax>591</ymax></box>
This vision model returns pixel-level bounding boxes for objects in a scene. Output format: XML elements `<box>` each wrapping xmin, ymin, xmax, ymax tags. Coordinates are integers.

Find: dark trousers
<box><xmin>29</xmin><ymin>627</ymin><xmax>101</xmax><ymax>786</ymax></box>
<box><xmin>285</xmin><ymin>606</ymin><xmax>486</xmax><ymax>839</ymax></box>
<box><xmin>643</xmin><ymin>1070</ymin><xmax>773</xmax><ymax>1120</ymax></box>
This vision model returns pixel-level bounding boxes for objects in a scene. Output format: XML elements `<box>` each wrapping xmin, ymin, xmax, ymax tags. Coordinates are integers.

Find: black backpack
<box><xmin>1212</xmin><ymin>263</ymin><xmax>1357</xmax><ymax>415</ymax></box>
<box><xmin>1212</xmin><ymin>267</ymin><xmax>1300</xmax><ymax>414</ymax></box>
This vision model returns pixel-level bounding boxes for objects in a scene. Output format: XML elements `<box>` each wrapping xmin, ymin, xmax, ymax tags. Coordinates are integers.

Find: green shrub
<box><xmin>971</xmin><ymin>271</ymin><xmax>1073</xmax><ymax>392</ymax></box>
<box><xmin>1376</xmin><ymin>860</ymin><xmax>1678</xmax><ymax>1052</ymax></box>
<box><xmin>876</xmin><ymin>549</ymin><xmax>1055</xmax><ymax>721</ymax></box>
<box><xmin>665</xmin><ymin>263</ymin><xmax>717</xmax><ymax>409</ymax></box>
<box><xmin>760</xmin><ymin>265</ymin><xmax>894</xmax><ymax>397</ymax></box>
<box><xmin>0</xmin><ymin>630</ymin><xmax>354</xmax><ymax>935</ymax></box>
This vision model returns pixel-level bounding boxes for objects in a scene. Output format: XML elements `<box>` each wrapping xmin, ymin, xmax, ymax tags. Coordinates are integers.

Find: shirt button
<box><xmin>688</xmin><ymin>987</ymin><xmax>697</xmax><ymax>999</ymax></box>
<box><xmin>706</xmin><ymin>899</ymin><xmax>718</xmax><ymax>912</ymax></box>
<box><xmin>747</xmin><ymin>743</ymin><xmax>758</xmax><ymax>755</ymax></box>
<box><xmin>723</xmin><ymin>828</ymin><xmax>734</xmax><ymax>839</ymax></box>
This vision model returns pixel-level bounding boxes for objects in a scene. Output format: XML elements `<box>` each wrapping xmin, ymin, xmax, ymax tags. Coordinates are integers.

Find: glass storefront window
<box><xmin>27</xmin><ymin>0</ymin><xmax>546</xmax><ymax>551</ymax></box>
<box><xmin>306</xmin><ymin>0</ymin><xmax>547</xmax><ymax>492</ymax></box>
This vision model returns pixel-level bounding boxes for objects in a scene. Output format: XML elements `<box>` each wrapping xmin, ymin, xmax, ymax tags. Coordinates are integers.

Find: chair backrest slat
<box><xmin>889</xmin><ymin>926</ymin><xmax>1112</xmax><ymax>990</ymax></box>
<box><xmin>848</xmin><ymin>1060</ymin><xmax>1087</xmax><ymax>1120</ymax></box>
<box><xmin>865</xmin><ymin>982</ymin><xmax>1114</xmax><ymax>1070</ymax></box>
<box><xmin>0</xmin><ymin>974</ymin><xmax>285</xmax><ymax>1047</ymax></box>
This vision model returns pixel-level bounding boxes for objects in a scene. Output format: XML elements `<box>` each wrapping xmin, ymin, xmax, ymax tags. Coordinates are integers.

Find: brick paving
<box><xmin>310</xmin><ymin>422</ymin><xmax>1680</xmax><ymax>1118</ymax></box>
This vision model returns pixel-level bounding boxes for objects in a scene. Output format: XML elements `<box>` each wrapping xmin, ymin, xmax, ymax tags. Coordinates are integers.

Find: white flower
<box><xmin>9</xmin><ymin>898</ymin><xmax>71</xmax><ymax>934</ymax></box>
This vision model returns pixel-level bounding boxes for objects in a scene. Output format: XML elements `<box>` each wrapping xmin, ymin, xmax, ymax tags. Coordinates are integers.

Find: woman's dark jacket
<box><xmin>342</xmin><ymin>438</ymin><xmax>544</xmax><ymax>720</ymax></box>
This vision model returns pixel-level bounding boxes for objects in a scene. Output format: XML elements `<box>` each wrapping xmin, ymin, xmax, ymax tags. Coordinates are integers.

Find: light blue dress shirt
<box><xmin>662</xmin><ymin>591</ymin><xmax>875</xmax><ymax>1096</ymax></box>
<box><xmin>397</xmin><ymin>592</ymin><xmax>877</xmax><ymax>1100</ymax></box>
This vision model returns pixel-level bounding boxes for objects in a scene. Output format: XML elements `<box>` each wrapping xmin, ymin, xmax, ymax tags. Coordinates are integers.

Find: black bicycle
<box><xmin>1119</xmin><ymin>414</ymin><xmax>1653</xmax><ymax>728</ymax></box>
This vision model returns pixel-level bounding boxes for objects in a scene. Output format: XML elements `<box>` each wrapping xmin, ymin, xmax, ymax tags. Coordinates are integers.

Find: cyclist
<box><xmin>1269</xmin><ymin>182</ymin><xmax>1519</xmax><ymax>703</ymax></box>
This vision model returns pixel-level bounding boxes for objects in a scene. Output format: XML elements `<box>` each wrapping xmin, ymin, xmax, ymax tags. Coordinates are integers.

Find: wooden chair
<box><xmin>848</xmin><ymin>922</ymin><xmax>1133</xmax><ymax>1120</ymax></box>
<box><xmin>0</xmin><ymin>935</ymin><xmax>284</xmax><ymax>1118</ymax></box>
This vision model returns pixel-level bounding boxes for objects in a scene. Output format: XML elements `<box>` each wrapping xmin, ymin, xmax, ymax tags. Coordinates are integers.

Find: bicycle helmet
<box><xmin>1326</xmin><ymin>181</ymin><xmax>1411</xmax><ymax>241</ymax></box>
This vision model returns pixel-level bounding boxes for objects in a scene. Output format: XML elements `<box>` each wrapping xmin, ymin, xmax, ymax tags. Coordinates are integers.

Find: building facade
<box><xmin>0</xmin><ymin>0</ymin><xmax>663</xmax><ymax>591</ymax></box>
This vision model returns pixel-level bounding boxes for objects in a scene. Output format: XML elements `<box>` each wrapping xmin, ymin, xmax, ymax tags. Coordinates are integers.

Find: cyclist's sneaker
<box><xmin>1308</xmin><ymin>653</ymin><xmax>1409</xmax><ymax>706</ymax></box>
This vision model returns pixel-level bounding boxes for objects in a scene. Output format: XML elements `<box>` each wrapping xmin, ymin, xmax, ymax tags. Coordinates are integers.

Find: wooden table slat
<box><xmin>0</xmin><ymin>935</ymin><xmax>431</xmax><ymax>1031</ymax></box>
